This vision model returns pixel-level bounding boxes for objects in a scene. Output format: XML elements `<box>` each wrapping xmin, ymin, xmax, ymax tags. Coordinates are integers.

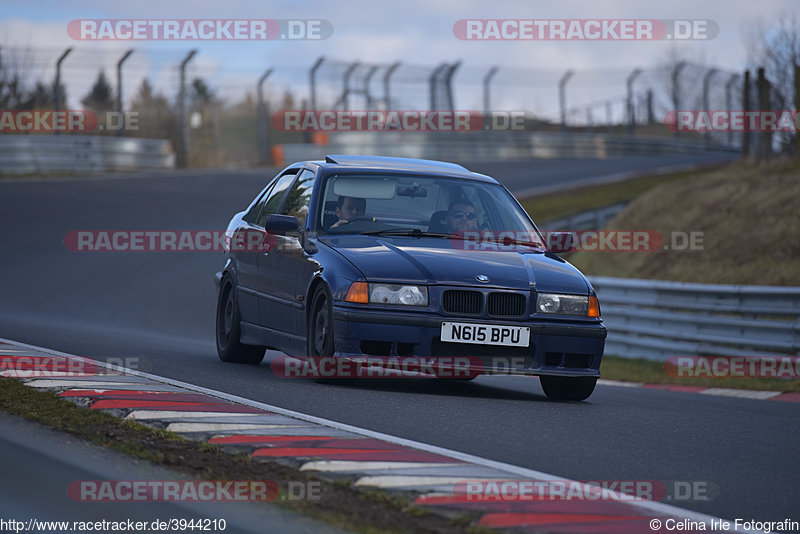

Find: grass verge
<box><xmin>519</xmin><ymin>166</ymin><xmax>721</xmax><ymax>224</ymax></box>
<box><xmin>567</xmin><ymin>158</ymin><xmax>800</xmax><ymax>285</ymax></box>
<box><xmin>0</xmin><ymin>378</ymin><xmax>489</xmax><ymax>534</ymax></box>
<box><xmin>600</xmin><ymin>355</ymin><xmax>800</xmax><ymax>392</ymax></box>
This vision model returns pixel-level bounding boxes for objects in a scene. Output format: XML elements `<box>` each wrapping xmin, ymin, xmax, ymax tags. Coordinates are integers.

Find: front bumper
<box><xmin>332</xmin><ymin>306</ymin><xmax>606</xmax><ymax>378</ymax></box>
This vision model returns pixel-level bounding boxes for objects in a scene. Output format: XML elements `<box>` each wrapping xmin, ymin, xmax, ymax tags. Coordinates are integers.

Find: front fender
<box><xmin>216</xmin><ymin>257</ymin><xmax>237</xmax><ymax>288</ymax></box>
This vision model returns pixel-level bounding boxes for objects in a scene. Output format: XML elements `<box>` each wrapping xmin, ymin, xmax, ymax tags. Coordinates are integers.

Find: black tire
<box><xmin>216</xmin><ymin>276</ymin><xmax>266</xmax><ymax>364</ymax></box>
<box><xmin>308</xmin><ymin>286</ymin><xmax>334</xmax><ymax>357</ymax></box>
<box><xmin>540</xmin><ymin>376</ymin><xmax>597</xmax><ymax>401</ymax></box>
<box><xmin>307</xmin><ymin>286</ymin><xmax>353</xmax><ymax>384</ymax></box>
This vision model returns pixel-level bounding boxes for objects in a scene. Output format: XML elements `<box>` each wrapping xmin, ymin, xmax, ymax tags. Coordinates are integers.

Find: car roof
<box><xmin>307</xmin><ymin>155</ymin><xmax>497</xmax><ymax>183</ymax></box>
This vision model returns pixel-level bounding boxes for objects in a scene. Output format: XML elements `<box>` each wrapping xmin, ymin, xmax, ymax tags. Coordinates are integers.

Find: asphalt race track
<box><xmin>0</xmin><ymin>412</ymin><xmax>344</xmax><ymax>534</ymax></box>
<box><xmin>1</xmin><ymin>156</ymin><xmax>797</xmax><ymax>523</ymax></box>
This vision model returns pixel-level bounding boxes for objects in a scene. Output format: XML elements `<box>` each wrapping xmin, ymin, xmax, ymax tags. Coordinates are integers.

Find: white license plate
<box><xmin>440</xmin><ymin>322</ymin><xmax>530</xmax><ymax>347</ymax></box>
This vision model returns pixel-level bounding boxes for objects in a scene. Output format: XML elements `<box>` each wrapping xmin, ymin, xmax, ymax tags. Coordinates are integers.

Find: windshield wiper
<box><xmin>360</xmin><ymin>228</ymin><xmax>450</xmax><ymax>238</ymax></box>
<box><xmin>497</xmin><ymin>237</ymin><xmax>545</xmax><ymax>249</ymax></box>
<box><xmin>360</xmin><ymin>229</ymin><xmax>545</xmax><ymax>249</ymax></box>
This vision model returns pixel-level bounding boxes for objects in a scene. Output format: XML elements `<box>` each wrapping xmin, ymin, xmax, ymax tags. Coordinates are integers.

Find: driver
<box><xmin>330</xmin><ymin>196</ymin><xmax>366</xmax><ymax>228</ymax></box>
<box><xmin>446</xmin><ymin>199</ymin><xmax>479</xmax><ymax>233</ymax></box>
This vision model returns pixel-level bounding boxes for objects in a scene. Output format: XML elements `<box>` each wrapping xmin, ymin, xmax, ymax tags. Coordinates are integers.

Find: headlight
<box><xmin>369</xmin><ymin>283</ymin><xmax>428</xmax><ymax>306</ymax></box>
<box><xmin>536</xmin><ymin>293</ymin><xmax>600</xmax><ymax>317</ymax></box>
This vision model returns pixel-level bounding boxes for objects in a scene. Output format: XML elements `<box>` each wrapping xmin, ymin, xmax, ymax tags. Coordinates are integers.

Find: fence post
<box><xmin>54</xmin><ymin>47</ymin><xmax>72</xmax><ymax>136</ymax></box>
<box><xmin>671</xmin><ymin>61</ymin><xmax>687</xmax><ymax>137</ymax></box>
<box><xmin>257</xmin><ymin>68</ymin><xmax>273</xmax><ymax>165</ymax></box>
<box><xmin>702</xmin><ymin>68</ymin><xmax>718</xmax><ymax>147</ymax></box>
<box><xmin>756</xmin><ymin>67</ymin><xmax>771</xmax><ymax>162</ymax></box>
<box><xmin>725</xmin><ymin>74</ymin><xmax>739</xmax><ymax>147</ymax></box>
<box><xmin>429</xmin><ymin>63</ymin><xmax>447</xmax><ymax>111</ymax></box>
<box><xmin>742</xmin><ymin>70</ymin><xmax>750</xmax><ymax>157</ymax></box>
<box><xmin>363</xmin><ymin>65</ymin><xmax>379</xmax><ymax>110</ymax></box>
<box><xmin>443</xmin><ymin>61</ymin><xmax>461</xmax><ymax>112</ymax></box>
<box><xmin>795</xmin><ymin>64</ymin><xmax>800</xmax><ymax>156</ymax></box>
<box><xmin>309</xmin><ymin>56</ymin><xmax>324</xmax><ymax>112</ymax></box>
<box><xmin>340</xmin><ymin>62</ymin><xmax>359</xmax><ymax>111</ymax></box>
<box><xmin>483</xmin><ymin>66</ymin><xmax>498</xmax><ymax>115</ymax></box>
<box><xmin>177</xmin><ymin>49</ymin><xmax>197</xmax><ymax>168</ymax></box>
<box><xmin>382</xmin><ymin>62</ymin><xmax>401</xmax><ymax>110</ymax></box>
<box><xmin>559</xmin><ymin>69</ymin><xmax>574</xmax><ymax>130</ymax></box>
<box><xmin>626</xmin><ymin>68</ymin><xmax>641</xmax><ymax>135</ymax></box>
<box><xmin>116</xmin><ymin>49</ymin><xmax>133</xmax><ymax>137</ymax></box>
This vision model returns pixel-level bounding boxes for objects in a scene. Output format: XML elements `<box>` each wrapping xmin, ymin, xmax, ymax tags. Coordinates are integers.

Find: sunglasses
<box><xmin>450</xmin><ymin>211</ymin><xmax>477</xmax><ymax>220</ymax></box>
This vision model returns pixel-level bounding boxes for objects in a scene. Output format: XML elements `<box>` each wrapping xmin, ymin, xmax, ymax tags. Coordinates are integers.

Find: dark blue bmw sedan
<box><xmin>216</xmin><ymin>155</ymin><xmax>606</xmax><ymax>400</ymax></box>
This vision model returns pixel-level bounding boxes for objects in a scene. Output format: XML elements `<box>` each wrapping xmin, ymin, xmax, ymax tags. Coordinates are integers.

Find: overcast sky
<box><xmin>1</xmin><ymin>0</ymin><xmax>797</xmax><ymax>119</ymax></box>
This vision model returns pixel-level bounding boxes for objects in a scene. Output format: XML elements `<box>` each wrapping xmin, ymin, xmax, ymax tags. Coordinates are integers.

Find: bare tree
<box><xmin>130</xmin><ymin>78</ymin><xmax>177</xmax><ymax>141</ymax></box>
<box><xmin>0</xmin><ymin>47</ymin><xmax>44</xmax><ymax>110</ymax></box>
<box><xmin>747</xmin><ymin>11</ymin><xmax>800</xmax><ymax>154</ymax></box>
<box><xmin>747</xmin><ymin>11</ymin><xmax>799</xmax><ymax>107</ymax></box>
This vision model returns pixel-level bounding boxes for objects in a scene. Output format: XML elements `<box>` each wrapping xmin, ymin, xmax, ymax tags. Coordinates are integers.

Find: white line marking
<box><xmin>26</xmin><ymin>380</ymin><xmax>142</xmax><ymax>389</ymax></box>
<box><xmin>126</xmin><ymin>410</ymin><xmax>269</xmax><ymax>420</ymax></box>
<box><xmin>597</xmin><ymin>379</ymin><xmax>645</xmax><ymax>388</ymax></box>
<box><xmin>699</xmin><ymin>388</ymin><xmax>783</xmax><ymax>400</ymax></box>
<box><xmin>355</xmin><ymin>476</ymin><xmax>489</xmax><ymax>488</ymax></box>
<box><xmin>301</xmin><ymin>461</ymin><xmax>458</xmax><ymax>472</ymax></box>
<box><xmin>0</xmin><ymin>337</ymin><xmax>756</xmax><ymax>531</ymax></box>
<box><xmin>166</xmin><ymin>422</ymin><xmax>310</xmax><ymax>433</ymax></box>
<box><xmin>1</xmin><ymin>371</ymin><xmax>118</xmax><ymax>378</ymax></box>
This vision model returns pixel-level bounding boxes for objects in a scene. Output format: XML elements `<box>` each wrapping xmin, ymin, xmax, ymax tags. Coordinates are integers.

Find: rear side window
<box><xmin>244</xmin><ymin>180</ymin><xmax>277</xmax><ymax>223</ymax></box>
<box><xmin>254</xmin><ymin>171</ymin><xmax>298</xmax><ymax>227</ymax></box>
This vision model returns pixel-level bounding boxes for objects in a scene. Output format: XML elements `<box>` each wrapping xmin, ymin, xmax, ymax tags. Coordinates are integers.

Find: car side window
<box><xmin>280</xmin><ymin>169</ymin><xmax>316</xmax><ymax>230</ymax></box>
<box><xmin>244</xmin><ymin>180</ymin><xmax>277</xmax><ymax>224</ymax></box>
<box><xmin>255</xmin><ymin>170</ymin><xmax>299</xmax><ymax>227</ymax></box>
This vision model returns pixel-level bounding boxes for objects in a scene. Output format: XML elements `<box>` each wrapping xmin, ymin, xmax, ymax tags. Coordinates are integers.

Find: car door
<box><xmin>274</xmin><ymin>169</ymin><xmax>318</xmax><ymax>337</ymax></box>
<box><xmin>232</xmin><ymin>177</ymin><xmax>278</xmax><ymax>325</ymax></box>
<box><xmin>254</xmin><ymin>170</ymin><xmax>302</xmax><ymax>335</ymax></box>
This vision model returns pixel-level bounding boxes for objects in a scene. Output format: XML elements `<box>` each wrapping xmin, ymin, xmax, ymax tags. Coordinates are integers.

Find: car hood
<box><xmin>321</xmin><ymin>235</ymin><xmax>590</xmax><ymax>294</ymax></box>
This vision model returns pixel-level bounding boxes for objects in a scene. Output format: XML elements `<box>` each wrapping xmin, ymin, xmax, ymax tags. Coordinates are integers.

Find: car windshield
<box><xmin>317</xmin><ymin>173</ymin><xmax>543</xmax><ymax>246</ymax></box>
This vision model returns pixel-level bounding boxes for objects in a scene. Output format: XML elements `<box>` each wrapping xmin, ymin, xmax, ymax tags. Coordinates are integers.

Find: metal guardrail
<box><xmin>0</xmin><ymin>135</ymin><xmax>175</xmax><ymax>174</ymax></box>
<box><xmin>538</xmin><ymin>203</ymin><xmax>628</xmax><ymax>231</ymax></box>
<box><xmin>280</xmin><ymin>131</ymin><xmax>738</xmax><ymax>163</ymax></box>
<box><xmin>589</xmin><ymin>276</ymin><xmax>800</xmax><ymax>360</ymax></box>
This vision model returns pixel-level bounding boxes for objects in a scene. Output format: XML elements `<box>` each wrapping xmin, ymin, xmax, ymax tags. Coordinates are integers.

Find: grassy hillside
<box><xmin>568</xmin><ymin>159</ymin><xmax>800</xmax><ymax>286</ymax></box>
<box><xmin>520</xmin><ymin>167</ymin><xmax>712</xmax><ymax>223</ymax></box>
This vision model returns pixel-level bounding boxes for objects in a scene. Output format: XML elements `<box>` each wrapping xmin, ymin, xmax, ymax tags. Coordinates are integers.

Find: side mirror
<box><xmin>264</xmin><ymin>214</ymin><xmax>299</xmax><ymax>233</ymax></box>
<box><xmin>546</xmin><ymin>231</ymin><xmax>576</xmax><ymax>254</ymax></box>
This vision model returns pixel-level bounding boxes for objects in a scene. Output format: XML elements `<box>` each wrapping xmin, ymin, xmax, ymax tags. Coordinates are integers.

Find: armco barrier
<box><xmin>0</xmin><ymin>135</ymin><xmax>174</xmax><ymax>174</ymax></box>
<box><xmin>279</xmin><ymin>131</ymin><xmax>739</xmax><ymax>163</ymax></box>
<box><xmin>538</xmin><ymin>203</ymin><xmax>628</xmax><ymax>231</ymax></box>
<box><xmin>589</xmin><ymin>276</ymin><xmax>800</xmax><ymax>361</ymax></box>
